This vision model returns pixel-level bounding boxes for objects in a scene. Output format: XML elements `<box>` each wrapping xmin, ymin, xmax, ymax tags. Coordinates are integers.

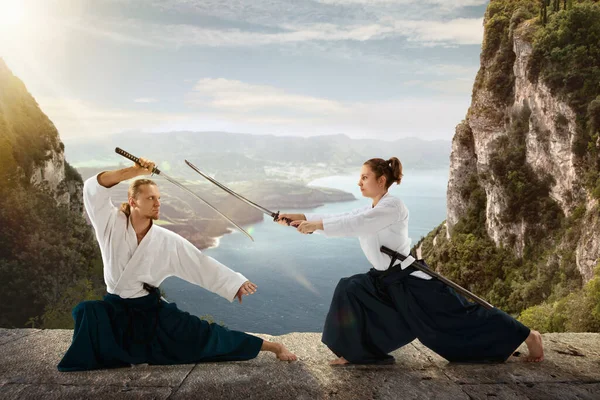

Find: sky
<box><xmin>0</xmin><ymin>0</ymin><xmax>488</xmax><ymax>141</ymax></box>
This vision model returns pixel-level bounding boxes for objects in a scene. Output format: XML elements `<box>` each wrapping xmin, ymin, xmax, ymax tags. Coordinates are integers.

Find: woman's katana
<box><xmin>380</xmin><ymin>246</ymin><xmax>494</xmax><ymax>310</ymax></box>
<box><xmin>184</xmin><ymin>159</ymin><xmax>293</xmax><ymax>225</ymax></box>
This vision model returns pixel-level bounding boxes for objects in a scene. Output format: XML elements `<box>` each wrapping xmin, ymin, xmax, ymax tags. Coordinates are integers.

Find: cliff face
<box><xmin>1</xmin><ymin>59</ymin><xmax>102</xmax><ymax>329</ymax></box>
<box><xmin>446</xmin><ymin>6</ymin><xmax>599</xmax><ymax>283</ymax></box>
<box><xmin>0</xmin><ymin>58</ymin><xmax>82</xmax><ymax>212</ymax></box>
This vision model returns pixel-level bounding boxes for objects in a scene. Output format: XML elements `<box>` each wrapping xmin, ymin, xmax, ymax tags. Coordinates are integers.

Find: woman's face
<box><xmin>357</xmin><ymin>164</ymin><xmax>385</xmax><ymax>198</ymax></box>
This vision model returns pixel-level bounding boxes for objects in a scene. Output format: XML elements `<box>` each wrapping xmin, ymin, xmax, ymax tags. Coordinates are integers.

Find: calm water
<box><xmin>161</xmin><ymin>169</ymin><xmax>448</xmax><ymax>334</ymax></box>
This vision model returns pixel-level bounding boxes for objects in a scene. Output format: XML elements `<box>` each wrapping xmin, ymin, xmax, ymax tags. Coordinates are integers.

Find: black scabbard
<box><xmin>380</xmin><ymin>246</ymin><xmax>494</xmax><ymax>310</ymax></box>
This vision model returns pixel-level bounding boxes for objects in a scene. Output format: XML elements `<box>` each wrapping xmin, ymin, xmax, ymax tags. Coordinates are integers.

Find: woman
<box><xmin>277</xmin><ymin>157</ymin><xmax>543</xmax><ymax>365</ymax></box>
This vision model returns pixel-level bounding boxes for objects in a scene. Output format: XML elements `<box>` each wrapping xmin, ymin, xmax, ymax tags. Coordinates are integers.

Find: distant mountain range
<box><xmin>64</xmin><ymin>131</ymin><xmax>451</xmax><ymax>182</ymax></box>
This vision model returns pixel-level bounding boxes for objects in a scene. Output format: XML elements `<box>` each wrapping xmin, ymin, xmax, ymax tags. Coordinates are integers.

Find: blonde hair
<box><xmin>120</xmin><ymin>179</ymin><xmax>157</xmax><ymax>217</ymax></box>
<box><xmin>363</xmin><ymin>157</ymin><xmax>403</xmax><ymax>189</ymax></box>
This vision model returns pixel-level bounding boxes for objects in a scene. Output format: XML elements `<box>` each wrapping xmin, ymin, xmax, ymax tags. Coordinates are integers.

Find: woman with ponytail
<box><xmin>277</xmin><ymin>157</ymin><xmax>543</xmax><ymax>365</ymax></box>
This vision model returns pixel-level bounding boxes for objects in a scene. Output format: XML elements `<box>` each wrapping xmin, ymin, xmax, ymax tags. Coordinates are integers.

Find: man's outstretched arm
<box><xmin>97</xmin><ymin>158</ymin><xmax>155</xmax><ymax>188</ymax></box>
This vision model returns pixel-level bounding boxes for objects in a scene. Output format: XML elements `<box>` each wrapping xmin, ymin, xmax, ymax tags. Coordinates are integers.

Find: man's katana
<box><xmin>115</xmin><ymin>147</ymin><xmax>254</xmax><ymax>241</ymax></box>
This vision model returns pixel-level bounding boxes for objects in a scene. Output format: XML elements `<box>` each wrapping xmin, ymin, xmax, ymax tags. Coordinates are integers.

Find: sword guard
<box><xmin>273</xmin><ymin>211</ymin><xmax>291</xmax><ymax>226</ymax></box>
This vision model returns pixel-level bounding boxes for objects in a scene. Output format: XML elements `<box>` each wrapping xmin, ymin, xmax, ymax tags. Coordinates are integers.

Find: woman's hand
<box><xmin>276</xmin><ymin>213</ymin><xmax>306</xmax><ymax>226</ymax></box>
<box><xmin>134</xmin><ymin>157</ymin><xmax>156</xmax><ymax>176</ymax></box>
<box><xmin>291</xmin><ymin>220</ymin><xmax>322</xmax><ymax>234</ymax></box>
<box><xmin>235</xmin><ymin>280</ymin><xmax>258</xmax><ymax>304</ymax></box>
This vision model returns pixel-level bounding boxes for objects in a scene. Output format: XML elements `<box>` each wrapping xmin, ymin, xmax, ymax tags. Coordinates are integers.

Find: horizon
<box><xmin>61</xmin><ymin>129</ymin><xmax>454</xmax><ymax>145</ymax></box>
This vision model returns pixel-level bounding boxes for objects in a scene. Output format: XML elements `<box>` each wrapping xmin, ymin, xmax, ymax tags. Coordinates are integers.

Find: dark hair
<box><xmin>363</xmin><ymin>157</ymin><xmax>403</xmax><ymax>189</ymax></box>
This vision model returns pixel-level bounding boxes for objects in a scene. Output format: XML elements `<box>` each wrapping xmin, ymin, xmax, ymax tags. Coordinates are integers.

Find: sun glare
<box><xmin>0</xmin><ymin>1</ymin><xmax>25</xmax><ymax>27</ymax></box>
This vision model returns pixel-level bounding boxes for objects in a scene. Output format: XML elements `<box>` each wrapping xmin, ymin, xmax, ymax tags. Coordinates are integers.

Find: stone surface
<box><xmin>1</xmin><ymin>329</ymin><xmax>599</xmax><ymax>399</ymax></box>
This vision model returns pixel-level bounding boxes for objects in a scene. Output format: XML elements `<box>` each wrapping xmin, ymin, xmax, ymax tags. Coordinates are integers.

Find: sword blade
<box><xmin>184</xmin><ymin>160</ymin><xmax>276</xmax><ymax>218</ymax></box>
<box><xmin>160</xmin><ymin>172</ymin><xmax>254</xmax><ymax>242</ymax></box>
<box><xmin>114</xmin><ymin>147</ymin><xmax>254</xmax><ymax>241</ymax></box>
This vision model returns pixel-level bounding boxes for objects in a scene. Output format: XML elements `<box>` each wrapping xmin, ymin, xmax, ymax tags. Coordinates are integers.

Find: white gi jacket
<box><xmin>306</xmin><ymin>192</ymin><xmax>431</xmax><ymax>280</ymax></box>
<box><xmin>83</xmin><ymin>174</ymin><xmax>248</xmax><ymax>300</ymax></box>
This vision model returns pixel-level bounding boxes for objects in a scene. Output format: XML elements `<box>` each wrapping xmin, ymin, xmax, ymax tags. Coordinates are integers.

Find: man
<box><xmin>58</xmin><ymin>157</ymin><xmax>296</xmax><ymax>371</ymax></box>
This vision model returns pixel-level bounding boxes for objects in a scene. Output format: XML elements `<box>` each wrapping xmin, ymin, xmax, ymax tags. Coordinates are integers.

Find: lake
<box><xmin>160</xmin><ymin>169</ymin><xmax>448</xmax><ymax>334</ymax></box>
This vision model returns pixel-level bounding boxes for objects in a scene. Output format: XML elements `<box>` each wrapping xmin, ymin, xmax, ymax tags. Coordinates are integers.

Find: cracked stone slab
<box><xmin>171</xmin><ymin>333</ymin><xmax>467</xmax><ymax>400</ymax></box>
<box><xmin>1</xmin><ymin>330</ymin><xmax>599</xmax><ymax>399</ymax></box>
<box><xmin>461</xmin><ymin>382</ymin><xmax>600</xmax><ymax>400</ymax></box>
<box><xmin>0</xmin><ymin>328</ymin><xmax>41</xmax><ymax>346</ymax></box>
<box><xmin>460</xmin><ymin>383</ymin><xmax>531</xmax><ymax>400</ymax></box>
<box><xmin>511</xmin><ymin>382</ymin><xmax>600</xmax><ymax>400</ymax></box>
<box><xmin>411</xmin><ymin>337</ymin><xmax>598</xmax><ymax>384</ymax></box>
<box><xmin>0</xmin><ymin>329</ymin><xmax>194</xmax><ymax>388</ymax></box>
<box><xmin>0</xmin><ymin>383</ymin><xmax>172</xmax><ymax>400</ymax></box>
<box><xmin>170</xmin><ymin>359</ymin><xmax>469</xmax><ymax>400</ymax></box>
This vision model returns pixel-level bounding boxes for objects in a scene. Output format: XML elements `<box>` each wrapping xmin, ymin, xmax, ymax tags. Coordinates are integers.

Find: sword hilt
<box><xmin>115</xmin><ymin>147</ymin><xmax>161</xmax><ymax>175</ymax></box>
<box><xmin>272</xmin><ymin>212</ymin><xmax>291</xmax><ymax>225</ymax></box>
<box><xmin>273</xmin><ymin>212</ymin><xmax>313</xmax><ymax>234</ymax></box>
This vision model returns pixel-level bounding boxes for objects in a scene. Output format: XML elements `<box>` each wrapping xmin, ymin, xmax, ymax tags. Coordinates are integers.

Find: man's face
<box><xmin>130</xmin><ymin>184</ymin><xmax>161</xmax><ymax>220</ymax></box>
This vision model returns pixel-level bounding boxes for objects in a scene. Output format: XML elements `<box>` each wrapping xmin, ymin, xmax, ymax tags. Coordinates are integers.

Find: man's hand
<box><xmin>135</xmin><ymin>157</ymin><xmax>156</xmax><ymax>176</ymax></box>
<box><xmin>291</xmin><ymin>220</ymin><xmax>322</xmax><ymax>234</ymax></box>
<box><xmin>97</xmin><ymin>156</ymin><xmax>157</xmax><ymax>188</ymax></box>
<box><xmin>235</xmin><ymin>280</ymin><xmax>258</xmax><ymax>303</ymax></box>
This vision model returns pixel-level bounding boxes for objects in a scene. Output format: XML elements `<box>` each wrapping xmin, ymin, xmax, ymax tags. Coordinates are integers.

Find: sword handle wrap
<box><xmin>273</xmin><ymin>212</ymin><xmax>313</xmax><ymax>234</ymax></box>
<box><xmin>115</xmin><ymin>147</ymin><xmax>161</xmax><ymax>175</ymax></box>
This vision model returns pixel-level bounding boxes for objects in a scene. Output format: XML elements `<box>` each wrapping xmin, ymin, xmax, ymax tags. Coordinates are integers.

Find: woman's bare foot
<box><xmin>524</xmin><ymin>330</ymin><xmax>544</xmax><ymax>362</ymax></box>
<box><xmin>261</xmin><ymin>341</ymin><xmax>297</xmax><ymax>361</ymax></box>
<box><xmin>329</xmin><ymin>357</ymin><xmax>349</xmax><ymax>365</ymax></box>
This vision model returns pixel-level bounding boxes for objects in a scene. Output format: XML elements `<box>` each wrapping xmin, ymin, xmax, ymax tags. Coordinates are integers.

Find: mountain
<box><xmin>62</xmin><ymin>132</ymin><xmax>451</xmax><ymax>183</ymax></box>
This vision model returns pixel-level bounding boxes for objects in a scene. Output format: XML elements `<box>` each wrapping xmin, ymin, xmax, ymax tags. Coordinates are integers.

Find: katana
<box><xmin>380</xmin><ymin>246</ymin><xmax>494</xmax><ymax>310</ymax></box>
<box><xmin>184</xmin><ymin>159</ymin><xmax>293</xmax><ymax>225</ymax></box>
<box><xmin>115</xmin><ymin>147</ymin><xmax>254</xmax><ymax>242</ymax></box>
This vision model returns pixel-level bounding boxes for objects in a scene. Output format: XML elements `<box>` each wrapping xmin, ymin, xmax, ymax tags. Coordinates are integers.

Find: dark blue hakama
<box><xmin>58</xmin><ymin>288</ymin><xmax>263</xmax><ymax>371</ymax></box>
<box><xmin>322</xmin><ymin>264</ymin><xmax>530</xmax><ymax>364</ymax></box>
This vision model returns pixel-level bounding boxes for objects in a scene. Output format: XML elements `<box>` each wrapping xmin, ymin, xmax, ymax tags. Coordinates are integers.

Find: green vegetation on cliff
<box><xmin>420</xmin><ymin>0</ymin><xmax>600</xmax><ymax>332</ymax></box>
<box><xmin>0</xmin><ymin>60</ymin><xmax>104</xmax><ymax>328</ymax></box>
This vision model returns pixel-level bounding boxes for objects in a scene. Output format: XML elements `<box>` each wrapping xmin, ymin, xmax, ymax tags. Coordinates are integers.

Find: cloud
<box><xmin>404</xmin><ymin>78</ymin><xmax>474</xmax><ymax>94</ymax></box>
<box><xmin>187</xmin><ymin>78</ymin><xmax>348</xmax><ymax>115</ymax></box>
<box><xmin>316</xmin><ymin>0</ymin><xmax>487</xmax><ymax>7</ymax></box>
<box><xmin>38</xmin><ymin>77</ymin><xmax>471</xmax><ymax>142</ymax></box>
<box><xmin>35</xmin><ymin>96</ymin><xmax>188</xmax><ymax>139</ymax></box>
<box><xmin>91</xmin><ymin>18</ymin><xmax>483</xmax><ymax>48</ymax></box>
<box><xmin>134</xmin><ymin>97</ymin><xmax>159</xmax><ymax>103</ymax></box>
<box><xmin>184</xmin><ymin>78</ymin><xmax>470</xmax><ymax>139</ymax></box>
<box><xmin>393</xmin><ymin>18</ymin><xmax>483</xmax><ymax>45</ymax></box>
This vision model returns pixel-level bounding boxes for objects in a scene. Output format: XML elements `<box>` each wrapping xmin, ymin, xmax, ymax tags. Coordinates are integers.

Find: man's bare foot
<box><xmin>329</xmin><ymin>357</ymin><xmax>349</xmax><ymax>365</ymax></box>
<box><xmin>261</xmin><ymin>340</ymin><xmax>297</xmax><ymax>361</ymax></box>
<box><xmin>524</xmin><ymin>330</ymin><xmax>544</xmax><ymax>362</ymax></box>
<box><xmin>274</xmin><ymin>343</ymin><xmax>297</xmax><ymax>361</ymax></box>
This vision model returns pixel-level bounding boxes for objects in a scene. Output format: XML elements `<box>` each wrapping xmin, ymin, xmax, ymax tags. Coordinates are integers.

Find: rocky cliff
<box><xmin>0</xmin><ymin>58</ymin><xmax>82</xmax><ymax>212</ymax></box>
<box><xmin>421</xmin><ymin>1</ymin><xmax>600</xmax><ymax>330</ymax></box>
<box><xmin>445</xmin><ymin>2</ymin><xmax>599</xmax><ymax>281</ymax></box>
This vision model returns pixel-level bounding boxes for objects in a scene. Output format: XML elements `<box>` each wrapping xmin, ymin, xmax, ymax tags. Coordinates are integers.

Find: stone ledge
<box><xmin>1</xmin><ymin>329</ymin><xmax>599</xmax><ymax>399</ymax></box>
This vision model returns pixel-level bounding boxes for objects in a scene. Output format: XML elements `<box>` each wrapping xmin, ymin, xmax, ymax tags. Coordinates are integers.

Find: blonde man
<box><xmin>58</xmin><ymin>158</ymin><xmax>295</xmax><ymax>371</ymax></box>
